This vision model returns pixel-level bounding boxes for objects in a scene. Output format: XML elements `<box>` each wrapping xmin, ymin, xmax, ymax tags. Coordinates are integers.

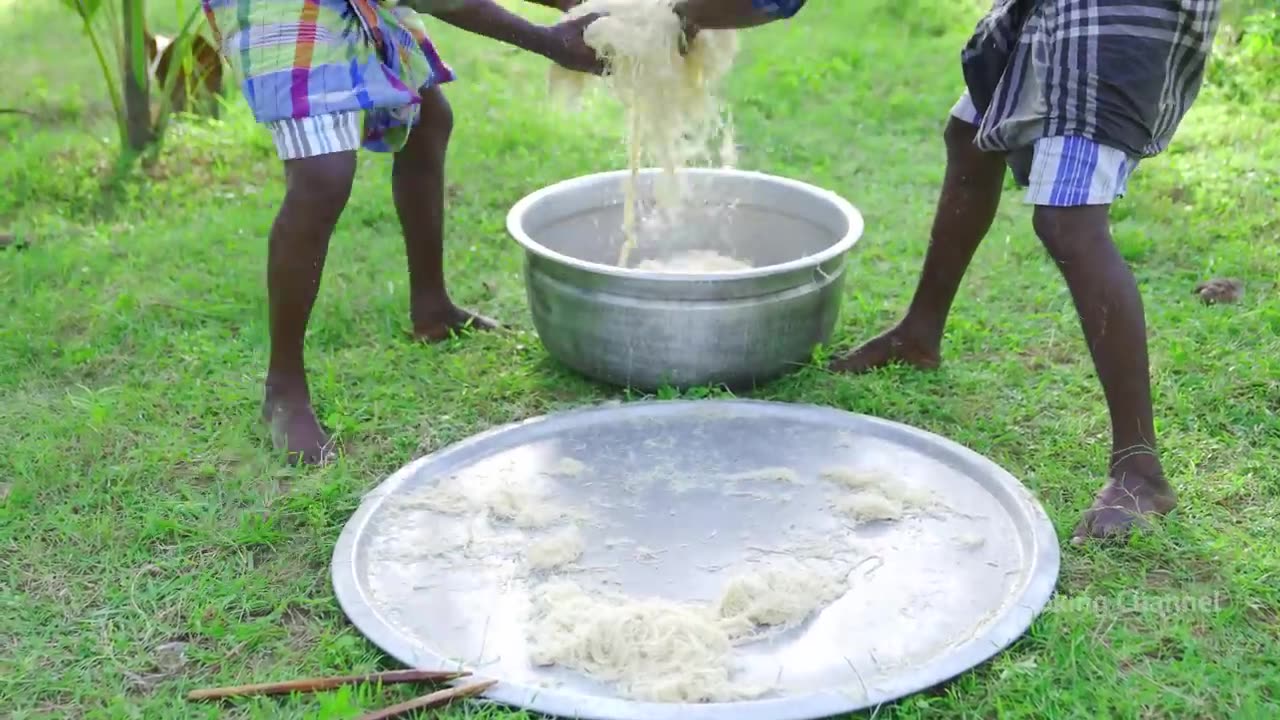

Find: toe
<box><xmin>1070</xmin><ymin>514</ymin><xmax>1093</xmax><ymax>544</ymax></box>
<box><xmin>414</xmin><ymin>308</ymin><xmax>500</xmax><ymax>342</ymax></box>
<box><xmin>828</xmin><ymin>339</ymin><xmax>892</xmax><ymax>374</ymax></box>
<box><xmin>294</xmin><ymin>441</ymin><xmax>337</xmax><ymax>466</ymax></box>
<box><xmin>457</xmin><ymin>312</ymin><xmax>499</xmax><ymax>334</ymax></box>
<box><xmin>1071</xmin><ymin>477</ymin><xmax>1174</xmax><ymax>544</ymax></box>
<box><xmin>829</xmin><ymin>333</ymin><xmax>939</xmax><ymax>375</ymax></box>
<box><xmin>280</xmin><ymin>433</ymin><xmax>336</xmax><ymax>466</ymax></box>
<box><xmin>264</xmin><ymin>404</ymin><xmax>333</xmax><ymax>466</ymax></box>
<box><xmin>1081</xmin><ymin>507</ymin><xmax>1140</xmax><ymax>540</ymax></box>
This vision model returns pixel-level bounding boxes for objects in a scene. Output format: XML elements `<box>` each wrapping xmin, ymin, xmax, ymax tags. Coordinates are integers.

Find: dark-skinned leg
<box><xmin>262</xmin><ymin>151</ymin><xmax>357</xmax><ymax>465</ymax></box>
<box><xmin>392</xmin><ymin>86</ymin><xmax>497</xmax><ymax>341</ymax></box>
<box><xmin>1032</xmin><ymin>205</ymin><xmax>1176</xmax><ymax>541</ymax></box>
<box><xmin>830</xmin><ymin>117</ymin><xmax>1007</xmax><ymax>372</ymax></box>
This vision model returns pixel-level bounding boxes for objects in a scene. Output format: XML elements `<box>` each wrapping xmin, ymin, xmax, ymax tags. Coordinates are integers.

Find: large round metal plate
<box><xmin>332</xmin><ymin>400</ymin><xmax>1060</xmax><ymax>720</ymax></box>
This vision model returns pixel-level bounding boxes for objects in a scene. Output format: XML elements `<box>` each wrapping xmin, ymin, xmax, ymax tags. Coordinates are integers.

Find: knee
<box><xmin>943</xmin><ymin>116</ymin><xmax>1004</xmax><ymax>183</ymax></box>
<box><xmin>1032</xmin><ymin>205</ymin><xmax>1111</xmax><ymax>263</ymax></box>
<box><xmin>285</xmin><ymin>152</ymin><xmax>357</xmax><ymax>211</ymax></box>
<box><xmin>943</xmin><ymin>116</ymin><xmax>978</xmax><ymax>153</ymax></box>
<box><xmin>419</xmin><ymin>88</ymin><xmax>453</xmax><ymax>145</ymax></box>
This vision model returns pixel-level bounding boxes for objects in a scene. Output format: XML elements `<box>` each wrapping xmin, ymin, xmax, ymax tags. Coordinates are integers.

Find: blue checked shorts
<box><xmin>951</xmin><ymin>91</ymin><xmax>1140</xmax><ymax>208</ymax></box>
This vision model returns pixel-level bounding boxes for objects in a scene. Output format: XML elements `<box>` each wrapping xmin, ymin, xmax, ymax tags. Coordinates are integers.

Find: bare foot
<box><xmin>829</xmin><ymin>325</ymin><xmax>941</xmax><ymax>374</ymax></box>
<box><xmin>1071</xmin><ymin>471</ymin><xmax>1177</xmax><ymax>543</ymax></box>
<box><xmin>262</xmin><ymin>382</ymin><xmax>334</xmax><ymax>465</ymax></box>
<box><xmin>412</xmin><ymin>302</ymin><xmax>499</xmax><ymax>342</ymax></box>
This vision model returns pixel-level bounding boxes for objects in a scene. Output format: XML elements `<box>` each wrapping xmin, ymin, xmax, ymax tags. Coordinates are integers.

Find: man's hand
<box><xmin>676</xmin><ymin>0</ymin><xmax>802</xmax><ymax>30</ymax></box>
<box><xmin>541</xmin><ymin>13</ymin><xmax>606</xmax><ymax>74</ymax></box>
<box><xmin>524</xmin><ymin>0</ymin><xmax>696</xmax><ymax>60</ymax></box>
<box><xmin>521</xmin><ymin>0</ymin><xmax>585</xmax><ymax>12</ymax></box>
<box><xmin>673</xmin><ymin>3</ymin><xmax>700</xmax><ymax>54</ymax></box>
<box><xmin>420</xmin><ymin>0</ymin><xmax>606</xmax><ymax>72</ymax></box>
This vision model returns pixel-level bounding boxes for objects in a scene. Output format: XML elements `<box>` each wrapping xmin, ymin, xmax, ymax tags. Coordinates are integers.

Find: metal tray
<box><xmin>332</xmin><ymin>400</ymin><xmax>1060</xmax><ymax>720</ymax></box>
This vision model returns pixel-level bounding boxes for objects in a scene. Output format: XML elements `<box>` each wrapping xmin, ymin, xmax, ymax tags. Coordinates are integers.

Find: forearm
<box><xmin>401</xmin><ymin>0</ymin><xmax>552</xmax><ymax>56</ymax></box>
<box><xmin>677</xmin><ymin>0</ymin><xmax>805</xmax><ymax>30</ymax></box>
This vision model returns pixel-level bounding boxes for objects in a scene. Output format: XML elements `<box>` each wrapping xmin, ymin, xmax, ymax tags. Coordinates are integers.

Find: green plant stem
<box><xmin>151</xmin><ymin>6</ymin><xmax>205</xmax><ymax>143</ymax></box>
<box><xmin>78</xmin><ymin>11</ymin><xmax>128</xmax><ymax>148</ymax></box>
<box><xmin>121</xmin><ymin>0</ymin><xmax>154</xmax><ymax>152</ymax></box>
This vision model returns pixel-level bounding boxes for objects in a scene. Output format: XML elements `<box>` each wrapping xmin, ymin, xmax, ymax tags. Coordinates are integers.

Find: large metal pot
<box><xmin>506</xmin><ymin>168</ymin><xmax>864</xmax><ymax>390</ymax></box>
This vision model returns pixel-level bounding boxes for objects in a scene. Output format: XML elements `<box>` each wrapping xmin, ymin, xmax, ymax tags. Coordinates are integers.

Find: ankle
<box><xmin>893</xmin><ymin>317</ymin><xmax>943</xmax><ymax>352</ymax></box>
<box><xmin>1109</xmin><ymin>447</ymin><xmax>1165</xmax><ymax>482</ymax></box>
<box><xmin>265</xmin><ymin>373</ymin><xmax>311</xmax><ymax>403</ymax></box>
<box><xmin>411</xmin><ymin>291</ymin><xmax>454</xmax><ymax>314</ymax></box>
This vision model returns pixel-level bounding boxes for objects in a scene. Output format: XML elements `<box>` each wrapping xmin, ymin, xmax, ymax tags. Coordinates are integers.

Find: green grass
<box><xmin>3</xmin><ymin>0</ymin><xmax>1279</xmax><ymax>718</ymax></box>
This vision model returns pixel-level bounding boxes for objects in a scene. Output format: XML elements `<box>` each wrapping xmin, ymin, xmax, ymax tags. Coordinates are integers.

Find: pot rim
<box><xmin>506</xmin><ymin>168</ymin><xmax>864</xmax><ymax>282</ymax></box>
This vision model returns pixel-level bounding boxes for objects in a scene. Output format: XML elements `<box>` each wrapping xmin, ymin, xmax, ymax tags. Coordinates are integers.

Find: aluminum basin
<box><xmin>506</xmin><ymin>168</ymin><xmax>864</xmax><ymax>390</ymax></box>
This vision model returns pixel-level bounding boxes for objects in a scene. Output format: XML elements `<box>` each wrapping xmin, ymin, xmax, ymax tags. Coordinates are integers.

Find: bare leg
<box><xmin>393</xmin><ymin>86</ymin><xmax>497</xmax><ymax>341</ymax></box>
<box><xmin>830</xmin><ymin>117</ymin><xmax>1007</xmax><ymax>372</ymax></box>
<box><xmin>262</xmin><ymin>151</ymin><xmax>357</xmax><ymax>465</ymax></box>
<box><xmin>1033</xmin><ymin>205</ymin><xmax>1176</xmax><ymax>541</ymax></box>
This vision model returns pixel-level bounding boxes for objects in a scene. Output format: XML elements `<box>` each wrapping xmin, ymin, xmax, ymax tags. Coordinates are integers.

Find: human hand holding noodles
<box><xmin>402</xmin><ymin>0</ymin><xmax>605</xmax><ymax>73</ymax></box>
<box><xmin>676</xmin><ymin>0</ymin><xmax>805</xmax><ymax>29</ymax></box>
<box><xmin>544</xmin><ymin>12</ymin><xmax>609</xmax><ymax>73</ymax></box>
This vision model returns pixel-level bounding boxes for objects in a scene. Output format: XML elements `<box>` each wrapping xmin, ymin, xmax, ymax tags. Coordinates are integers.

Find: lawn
<box><xmin>2</xmin><ymin>0</ymin><xmax>1278</xmax><ymax>718</ymax></box>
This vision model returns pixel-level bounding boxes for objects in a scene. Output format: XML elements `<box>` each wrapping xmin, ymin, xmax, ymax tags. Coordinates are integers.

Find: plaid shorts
<box><xmin>267</xmin><ymin>107</ymin><xmax>428</xmax><ymax>161</ymax></box>
<box><xmin>951</xmin><ymin>92</ymin><xmax>1139</xmax><ymax>207</ymax></box>
<box><xmin>267</xmin><ymin>112</ymin><xmax>364</xmax><ymax>160</ymax></box>
<box><xmin>203</xmin><ymin>0</ymin><xmax>454</xmax><ymax>160</ymax></box>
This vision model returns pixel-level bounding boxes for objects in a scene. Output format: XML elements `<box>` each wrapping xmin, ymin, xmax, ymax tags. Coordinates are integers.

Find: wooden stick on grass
<box><xmin>186</xmin><ymin>669</ymin><xmax>470</xmax><ymax>701</ymax></box>
<box><xmin>356</xmin><ymin>679</ymin><xmax>498</xmax><ymax>720</ymax></box>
